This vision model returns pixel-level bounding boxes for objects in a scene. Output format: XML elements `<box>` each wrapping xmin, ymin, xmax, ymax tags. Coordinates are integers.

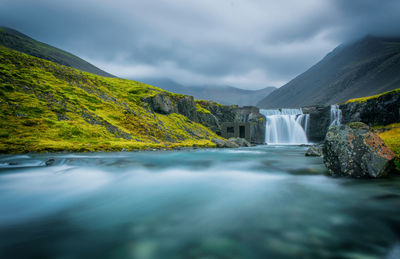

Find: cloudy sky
<box><xmin>1</xmin><ymin>0</ymin><xmax>400</xmax><ymax>89</ymax></box>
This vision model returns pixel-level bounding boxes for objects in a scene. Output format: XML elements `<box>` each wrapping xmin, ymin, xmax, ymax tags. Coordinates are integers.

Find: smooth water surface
<box><xmin>1</xmin><ymin>146</ymin><xmax>400</xmax><ymax>259</ymax></box>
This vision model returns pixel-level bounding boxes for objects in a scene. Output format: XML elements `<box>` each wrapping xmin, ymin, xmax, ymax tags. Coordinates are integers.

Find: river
<box><xmin>1</xmin><ymin>146</ymin><xmax>400</xmax><ymax>258</ymax></box>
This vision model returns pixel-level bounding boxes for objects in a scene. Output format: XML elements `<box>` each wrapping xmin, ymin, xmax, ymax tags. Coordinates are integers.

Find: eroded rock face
<box><xmin>323</xmin><ymin>122</ymin><xmax>395</xmax><ymax>178</ymax></box>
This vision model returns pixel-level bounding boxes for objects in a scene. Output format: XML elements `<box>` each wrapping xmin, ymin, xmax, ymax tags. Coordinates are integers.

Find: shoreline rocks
<box><xmin>212</xmin><ymin>137</ymin><xmax>251</xmax><ymax>148</ymax></box>
<box><xmin>322</xmin><ymin>122</ymin><xmax>395</xmax><ymax>178</ymax></box>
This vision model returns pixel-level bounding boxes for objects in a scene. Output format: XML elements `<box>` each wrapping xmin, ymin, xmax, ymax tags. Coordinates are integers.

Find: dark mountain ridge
<box><xmin>0</xmin><ymin>26</ymin><xmax>114</xmax><ymax>77</ymax></box>
<box><xmin>257</xmin><ymin>35</ymin><xmax>400</xmax><ymax>108</ymax></box>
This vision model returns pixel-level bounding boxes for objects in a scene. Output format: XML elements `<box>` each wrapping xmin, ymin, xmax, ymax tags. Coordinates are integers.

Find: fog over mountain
<box><xmin>139</xmin><ymin>78</ymin><xmax>276</xmax><ymax>106</ymax></box>
<box><xmin>1</xmin><ymin>0</ymin><xmax>400</xmax><ymax>91</ymax></box>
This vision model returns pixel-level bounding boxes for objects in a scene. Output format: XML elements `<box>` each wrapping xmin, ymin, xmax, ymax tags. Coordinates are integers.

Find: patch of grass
<box><xmin>196</xmin><ymin>103</ymin><xmax>211</xmax><ymax>114</ymax></box>
<box><xmin>378</xmin><ymin>123</ymin><xmax>400</xmax><ymax>160</ymax></box>
<box><xmin>345</xmin><ymin>88</ymin><xmax>400</xmax><ymax>103</ymax></box>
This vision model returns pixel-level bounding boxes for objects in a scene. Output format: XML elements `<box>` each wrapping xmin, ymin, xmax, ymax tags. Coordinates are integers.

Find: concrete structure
<box><xmin>221</xmin><ymin>122</ymin><xmax>251</xmax><ymax>142</ymax></box>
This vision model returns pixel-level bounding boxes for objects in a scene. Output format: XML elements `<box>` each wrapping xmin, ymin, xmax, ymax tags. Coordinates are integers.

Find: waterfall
<box><xmin>260</xmin><ymin>109</ymin><xmax>309</xmax><ymax>145</ymax></box>
<box><xmin>329</xmin><ymin>105</ymin><xmax>342</xmax><ymax>127</ymax></box>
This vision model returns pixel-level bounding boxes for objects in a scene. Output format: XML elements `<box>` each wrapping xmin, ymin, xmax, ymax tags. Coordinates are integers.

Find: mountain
<box><xmin>0</xmin><ymin>26</ymin><xmax>113</xmax><ymax>77</ymax></box>
<box><xmin>0</xmin><ymin>46</ymin><xmax>220</xmax><ymax>153</ymax></box>
<box><xmin>257</xmin><ymin>35</ymin><xmax>400</xmax><ymax>108</ymax></box>
<box><xmin>139</xmin><ymin>78</ymin><xmax>276</xmax><ymax>106</ymax></box>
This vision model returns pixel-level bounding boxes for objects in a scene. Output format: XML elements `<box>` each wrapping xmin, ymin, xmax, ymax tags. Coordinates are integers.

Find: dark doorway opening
<box><xmin>239</xmin><ymin>126</ymin><xmax>245</xmax><ymax>138</ymax></box>
<box><xmin>227</xmin><ymin>127</ymin><xmax>234</xmax><ymax>133</ymax></box>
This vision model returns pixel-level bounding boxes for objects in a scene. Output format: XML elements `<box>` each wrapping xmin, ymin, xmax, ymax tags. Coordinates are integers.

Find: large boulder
<box><xmin>322</xmin><ymin>122</ymin><xmax>395</xmax><ymax>178</ymax></box>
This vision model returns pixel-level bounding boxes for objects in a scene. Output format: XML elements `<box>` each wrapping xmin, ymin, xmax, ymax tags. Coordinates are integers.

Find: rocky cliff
<box><xmin>340</xmin><ymin>89</ymin><xmax>400</xmax><ymax>126</ymax></box>
<box><xmin>146</xmin><ymin>94</ymin><xmax>266</xmax><ymax>144</ymax></box>
<box><xmin>303</xmin><ymin>89</ymin><xmax>400</xmax><ymax>142</ymax></box>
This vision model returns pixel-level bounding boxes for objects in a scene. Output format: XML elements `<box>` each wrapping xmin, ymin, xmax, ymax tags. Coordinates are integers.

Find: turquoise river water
<box><xmin>0</xmin><ymin>146</ymin><xmax>400</xmax><ymax>258</ymax></box>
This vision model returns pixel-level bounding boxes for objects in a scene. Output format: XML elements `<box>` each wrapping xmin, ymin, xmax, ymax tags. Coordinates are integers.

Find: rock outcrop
<box><xmin>304</xmin><ymin>90</ymin><xmax>400</xmax><ymax>143</ymax></box>
<box><xmin>340</xmin><ymin>89</ymin><xmax>400</xmax><ymax>126</ymax></box>
<box><xmin>322</xmin><ymin>122</ymin><xmax>395</xmax><ymax>178</ymax></box>
<box><xmin>145</xmin><ymin>93</ymin><xmax>266</xmax><ymax>145</ymax></box>
<box><xmin>146</xmin><ymin>93</ymin><xmax>176</xmax><ymax>114</ymax></box>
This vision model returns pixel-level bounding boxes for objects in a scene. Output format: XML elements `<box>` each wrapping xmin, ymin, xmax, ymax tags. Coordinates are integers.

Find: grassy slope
<box><xmin>0</xmin><ymin>46</ymin><xmax>220</xmax><ymax>153</ymax></box>
<box><xmin>0</xmin><ymin>27</ymin><xmax>113</xmax><ymax>77</ymax></box>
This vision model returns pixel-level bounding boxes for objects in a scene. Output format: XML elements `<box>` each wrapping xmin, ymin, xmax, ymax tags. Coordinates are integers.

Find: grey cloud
<box><xmin>0</xmin><ymin>0</ymin><xmax>399</xmax><ymax>89</ymax></box>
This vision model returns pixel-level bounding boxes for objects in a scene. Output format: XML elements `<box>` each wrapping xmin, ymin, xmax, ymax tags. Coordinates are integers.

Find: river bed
<box><xmin>0</xmin><ymin>146</ymin><xmax>400</xmax><ymax>258</ymax></box>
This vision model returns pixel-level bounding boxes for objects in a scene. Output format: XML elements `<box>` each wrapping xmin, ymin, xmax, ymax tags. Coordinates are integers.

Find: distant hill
<box><xmin>0</xmin><ymin>27</ymin><xmax>114</xmax><ymax>77</ymax></box>
<box><xmin>140</xmin><ymin>78</ymin><xmax>276</xmax><ymax>106</ymax></box>
<box><xmin>257</xmin><ymin>35</ymin><xmax>400</xmax><ymax>108</ymax></box>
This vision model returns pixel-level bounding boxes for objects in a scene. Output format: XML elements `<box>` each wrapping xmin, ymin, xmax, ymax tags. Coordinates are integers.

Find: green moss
<box><xmin>196</xmin><ymin>103</ymin><xmax>211</xmax><ymax>114</ymax></box>
<box><xmin>378</xmin><ymin>123</ymin><xmax>400</xmax><ymax>158</ymax></box>
<box><xmin>0</xmin><ymin>46</ymin><xmax>220</xmax><ymax>153</ymax></box>
<box><xmin>348</xmin><ymin>122</ymin><xmax>369</xmax><ymax>129</ymax></box>
<box><xmin>345</xmin><ymin>88</ymin><xmax>400</xmax><ymax>103</ymax></box>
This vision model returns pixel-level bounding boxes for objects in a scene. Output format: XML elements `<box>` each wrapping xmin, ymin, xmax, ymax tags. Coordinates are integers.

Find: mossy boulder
<box><xmin>322</xmin><ymin>122</ymin><xmax>395</xmax><ymax>178</ymax></box>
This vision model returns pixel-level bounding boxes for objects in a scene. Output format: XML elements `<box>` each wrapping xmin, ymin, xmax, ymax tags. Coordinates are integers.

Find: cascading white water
<box><xmin>260</xmin><ymin>109</ymin><xmax>309</xmax><ymax>145</ymax></box>
<box><xmin>329</xmin><ymin>105</ymin><xmax>342</xmax><ymax>127</ymax></box>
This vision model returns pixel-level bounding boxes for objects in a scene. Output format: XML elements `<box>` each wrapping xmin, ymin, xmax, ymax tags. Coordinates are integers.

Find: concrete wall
<box><xmin>221</xmin><ymin>122</ymin><xmax>251</xmax><ymax>142</ymax></box>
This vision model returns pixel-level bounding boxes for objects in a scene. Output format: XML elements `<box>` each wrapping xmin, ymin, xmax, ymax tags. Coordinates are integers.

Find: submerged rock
<box><xmin>305</xmin><ymin>145</ymin><xmax>322</xmax><ymax>157</ymax></box>
<box><xmin>322</xmin><ymin>122</ymin><xmax>395</xmax><ymax>178</ymax></box>
<box><xmin>45</xmin><ymin>158</ymin><xmax>55</xmax><ymax>166</ymax></box>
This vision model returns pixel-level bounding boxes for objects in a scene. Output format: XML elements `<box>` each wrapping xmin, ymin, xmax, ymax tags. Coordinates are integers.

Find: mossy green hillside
<box><xmin>0</xmin><ymin>46</ymin><xmax>220</xmax><ymax>153</ymax></box>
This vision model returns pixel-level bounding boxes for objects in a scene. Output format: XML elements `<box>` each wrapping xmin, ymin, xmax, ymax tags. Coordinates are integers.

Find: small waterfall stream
<box><xmin>329</xmin><ymin>105</ymin><xmax>342</xmax><ymax>127</ymax></box>
<box><xmin>260</xmin><ymin>109</ymin><xmax>309</xmax><ymax>145</ymax></box>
